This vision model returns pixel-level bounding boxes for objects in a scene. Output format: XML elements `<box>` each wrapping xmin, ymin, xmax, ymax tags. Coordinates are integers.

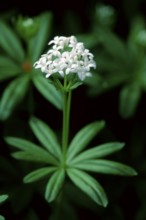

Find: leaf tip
<box><xmin>130</xmin><ymin>169</ymin><xmax>138</xmax><ymax>176</ymax></box>
<box><xmin>23</xmin><ymin>177</ymin><xmax>29</xmax><ymax>184</ymax></box>
<box><xmin>103</xmin><ymin>200</ymin><xmax>108</xmax><ymax>207</ymax></box>
<box><xmin>118</xmin><ymin>142</ymin><xmax>125</xmax><ymax>149</ymax></box>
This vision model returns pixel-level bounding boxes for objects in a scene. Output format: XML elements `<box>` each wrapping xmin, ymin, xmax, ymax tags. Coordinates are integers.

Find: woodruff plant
<box><xmin>5</xmin><ymin>36</ymin><xmax>137</xmax><ymax>207</ymax></box>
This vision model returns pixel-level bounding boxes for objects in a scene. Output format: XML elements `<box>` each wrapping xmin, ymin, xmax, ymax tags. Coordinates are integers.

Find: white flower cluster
<box><xmin>34</xmin><ymin>36</ymin><xmax>96</xmax><ymax>81</ymax></box>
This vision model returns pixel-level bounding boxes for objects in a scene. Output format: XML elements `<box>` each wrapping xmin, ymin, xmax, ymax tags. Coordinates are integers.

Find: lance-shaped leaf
<box><xmin>45</xmin><ymin>169</ymin><xmax>65</xmax><ymax>202</ymax></box>
<box><xmin>23</xmin><ymin>167</ymin><xmax>57</xmax><ymax>183</ymax></box>
<box><xmin>97</xmin><ymin>28</ymin><xmax>128</xmax><ymax>65</ymax></box>
<box><xmin>28</xmin><ymin>12</ymin><xmax>52</xmax><ymax>63</ymax></box>
<box><xmin>33</xmin><ymin>73</ymin><xmax>63</xmax><ymax>110</ymax></box>
<box><xmin>69</xmin><ymin>142</ymin><xmax>125</xmax><ymax>164</ymax></box>
<box><xmin>67</xmin><ymin>121</ymin><xmax>105</xmax><ymax>162</ymax></box>
<box><xmin>5</xmin><ymin>137</ymin><xmax>58</xmax><ymax>165</ymax></box>
<box><xmin>0</xmin><ymin>215</ymin><xmax>5</xmax><ymax>220</ymax></box>
<box><xmin>67</xmin><ymin>168</ymin><xmax>108</xmax><ymax>207</ymax></box>
<box><xmin>72</xmin><ymin>159</ymin><xmax>137</xmax><ymax>176</ymax></box>
<box><xmin>0</xmin><ymin>194</ymin><xmax>8</xmax><ymax>220</ymax></box>
<box><xmin>29</xmin><ymin>117</ymin><xmax>61</xmax><ymax>159</ymax></box>
<box><xmin>119</xmin><ymin>83</ymin><xmax>141</xmax><ymax>118</ymax></box>
<box><xmin>0</xmin><ymin>195</ymin><xmax>8</xmax><ymax>204</ymax></box>
<box><xmin>128</xmin><ymin>16</ymin><xmax>146</xmax><ymax>46</ymax></box>
<box><xmin>0</xmin><ymin>56</ymin><xmax>21</xmax><ymax>81</ymax></box>
<box><xmin>0</xmin><ymin>21</ymin><xmax>25</xmax><ymax>62</ymax></box>
<box><xmin>0</xmin><ymin>75</ymin><xmax>29</xmax><ymax>120</ymax></box>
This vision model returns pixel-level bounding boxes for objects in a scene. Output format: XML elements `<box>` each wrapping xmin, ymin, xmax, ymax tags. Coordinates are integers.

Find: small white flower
<box><xmin>34</xmin><ymin>36</ymin><xmax>96</xmax><ymax>81</ymax></box>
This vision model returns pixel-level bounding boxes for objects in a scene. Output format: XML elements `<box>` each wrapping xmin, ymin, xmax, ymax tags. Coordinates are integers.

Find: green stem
<box><xmin>62</xmin><ymin>78</ymin><xmax>72</xmax><ymax>164</ymax></box>
<box><xmin>66</xmin><ymin>91</ymin><xmax>72</xmax><ymax>148</ymax></box>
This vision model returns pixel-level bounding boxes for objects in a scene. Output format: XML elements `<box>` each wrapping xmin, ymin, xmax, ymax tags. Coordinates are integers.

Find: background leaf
<box><xmin>0</xmin><ymin>215</ymin><xmax>5</xmax><ymax>220</ymax></box>
<box><xmin>76</xmin><ymin>33</ymin><xmax>99</xmax><ymax>48</ymax></box>
<box><xmin>0</xmin><ymin>195</ymin><xmax>8</xmax><ymax>204</ymax></box>
<box><xmin>119</xmin><ymin>83</ymin><xmax>141</xmax><ymax>118</ymax></box>
<box><xmin>0</xmin><ymin>56</ymin><xmax>21</xmax><ymax>81</ymax></box>
<box><xmin>0</xmin><ymin>20</ymin><xmax>25</xmax><ymax>62</ymax></box>
<box><xmin>28</xmin><ymin>12</ymin><xmax>52</xmax><ymax>63</ymax></box>
<box><xmin>0</xmin><ymin>75</ymin><xmax>30</xmax><ymax>120</ymax></box>
<box><xmin>97</xmin><ymin>28</ymin><xmax>128</xmax><ymax>64</ymax></box>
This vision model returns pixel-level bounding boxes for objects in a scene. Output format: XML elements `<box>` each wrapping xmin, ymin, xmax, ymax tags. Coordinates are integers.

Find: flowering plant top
<box><xmin>34</xmin><ymin>36</ymin><xmax>96</xmax><ymax>81</ymax></box>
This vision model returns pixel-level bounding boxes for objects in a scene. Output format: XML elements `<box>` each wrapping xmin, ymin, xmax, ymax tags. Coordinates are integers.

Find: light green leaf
<box><xmin>29</xmin><ymin>117</ymin><xmax>61</xmax><ymax>159</ymax></box>
<box><xmin>0</xmin><ymin>56</ymin><xmax>21</xmax><ymax>81</ymax></box>
<box><xmin>12</xmin><ymin>151</ymin><xmax>51</xmax><ymax>163</ymax></box>
<box><xmin>45</xmin><ymin>169</ymin><xmax>65</xmax><ymax>202</ymax></box>
<box><xmin>67</xmin><ymin>121</ymin><xmax>105</xmax><ymax>162</ymax></box>
<box><xmin>0</xmin><ymin>20</ymin><xmax>25</xmax><ymax>62</ymax></box>
<box><xmin>0</xmin><ymin>215</ymin><xmax>5</xmax><ymax>220</ymax></box>
<box><xmin>33</xmin><ymin>73</ymin><xmax>63</xmax><ymax>110</ymax></box>
<box><xmin>0</xmin><ymin>195</ymin><xmax>7</xmax><ymax>219</ymax></box>
<box><xmin>72</xmin><ymin>159</ymin><xmax>137</xmax><ymax>176</ymax></box>
<box><xmin>70</xmin><ymin>142</ymin><xmax>125</xmax><ymax>164</ymax></box>
<box><xmin>28</xmin><ymin>12</ymin><xmax>52</xmax><ymax>63</ymax></box>
<box><xmin>119</xmin><ymin>83</ymin><xmax>141</xmax><ymax>118</ymax></box>
<box><xmin>23</xmin><ymin>167</ymin><xmax>57</xmax><ymax>183</ymax></box>
<box><xmin>0</xmin><ymin>195</ymin><xmax>8</xmax><ymax>204</ymax></box>
<box><xmin>5</xmin><ymin>137</ymin><xmax>58</xmax><ymax>165</ymax></box>
<box><xmin>0</xmin><ymin>75</ymin><xmax>29</xmax><ymax>120</ymax></box>
<box><xmin>67</xmin><ymin>168</ymin><xmax>108</xmax><ymax>207</ymax></box>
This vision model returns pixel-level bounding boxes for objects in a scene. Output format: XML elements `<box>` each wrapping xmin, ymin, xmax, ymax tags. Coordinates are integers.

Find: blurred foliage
<box><xmin>0</xmin><ymin>12</ymin><xmax>63</xmax><ymax>120</ymax></box>
<box><xmin>0</xmin><ymin>194</ymin><xmax>8</xmax><ymax>220</ymax></box>
<box><xmin>80</xmin><ymin>14</ymin><xmax>146</xmax><ymax>118</ymax></box>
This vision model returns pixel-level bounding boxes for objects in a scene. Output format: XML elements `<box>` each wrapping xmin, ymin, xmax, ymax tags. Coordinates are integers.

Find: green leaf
<box><xmin>67</xmin><ymin>121</ymin><xmax>105</xmax><ymax>162</ymax></box>
<box><xmin>5</xmin><ymin>137</ymin><xmax>58</xmax><ymax>165</ymax></box>
<box><xmin>0</xmin><ymin>215</ymin><xmax>5</xmax><ymax>220</ymax></box>
<box><xmin>0</xmin><ymin>75</ymin><xmax>29</xmax><ymax>120</ymax></box>
<box><xmin>28</xmin><ymin>12</ymin><xmax>52</xmax><ymax>63</ymax></box>
<box><xmin>0</xmin><ymin>56</ymin><xmax>21</xmax><ymax>81</ymax></box>
<box><xmin>72</xmin><ymin>159</ymin><xmax>137</xmax><ymax>176</ymax></box>
<box><xmin>11</xmin><ymin>151</ymin><xmax>50</xmax><ymax>163</ymax></box>
<box><xmin>119</xmin><ymin>83</ymin><xmax>141</xmax><ymax>118</ymax></box>
<box><xmin>45</xmin><ymin>169</ymin><xmax>65</xmax><ymax>202</ymax></box>
<box><xmin>32</xmin><ymin>73</ymin><xmax>63</xmax><ymax>110</ymax></box>
<box><xmin>70</xmin><ymin>142</ymin><xmax>125</xmax><ymax>164</ymax></box>
<box><xmin>0</xmin><ymin>20</ymin><xmax>25</xmax><ymax>62</ymax></box>
<box><xmin>97</xmin><ymin>28</ymin><xmax>128</xmax><ymax>64</ymax></box>
<box><xmin>128</xmin><ymin>16</ymin><xmax>146</xmax><ymax>45</ymax></box>
<box><xmin>0</xmin><ymin>195</ymin><xmax>8</xmax><ymax>204</ymax></box>
<box><xmin>23</xmin><ymin>167</ymin><xmax>57</xmax><ymax>183</ymax></box>
<box><xmin>76</xmin><ymin>34</ymin><xmax>98</xmax><ymax>48</ymax></box>
<box><xmin>67</xmin><ymin>168</ymin><xmax>108</xmax><ymax>207</ymax></box>
<box><xmin>29</xmin><ymin>116</ymin><xmax>61</xmax><ymax>159</ymax></box>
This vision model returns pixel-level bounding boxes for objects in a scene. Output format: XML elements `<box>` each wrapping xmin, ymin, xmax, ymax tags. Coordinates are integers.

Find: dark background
<box><xmin>0</xmin><ymin>0</ymin><xmax>146</xmax><ymax>219</ymax></box>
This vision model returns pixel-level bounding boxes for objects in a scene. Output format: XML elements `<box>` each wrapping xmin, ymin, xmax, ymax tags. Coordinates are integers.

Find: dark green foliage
<box><xmin>0</xmin><ymin>1</ymin><xmax>144</xmax><ymax>219</ymax></box>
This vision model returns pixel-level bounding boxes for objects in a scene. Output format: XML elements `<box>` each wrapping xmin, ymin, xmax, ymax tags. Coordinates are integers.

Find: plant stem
<box><xmin>66</xmin><ymin>91</ymin><xmax>72</xmax><ymax>148</ymax></box>
<box><xmin>62</xmin><ymin>78</ymin><xmax>72</xmax><ymax>164</ymax></box>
